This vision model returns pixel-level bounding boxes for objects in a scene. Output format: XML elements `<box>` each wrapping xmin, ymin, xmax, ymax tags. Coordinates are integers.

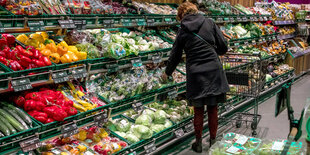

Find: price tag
<box><xmin>250</xmin><ymin>17</ymin><xmax>254</xmax><ymax>21</ymax></box>
<box><xmin>237</xmin><ymin>16</ymin><xmax>242</xmax><ymax>22</ymax></box>
<box><xmin>230</xmin><ymin>17</ymin><xmax>234</xmax><ymax>22</ymax></box>
<box><xmin>253</xmin><ymin>16</ymin><xmax>258</xmax><ymax>21</ymax></box>
<box><xmin>106</xmin><ymin>63</ymin><xmax>119</xmax><ymax>73</ymax></box>
<box><xmin>259</xmin><ymin>16</ymin><xmax>264</xmax><ymax>21</ymax></box>
<box><xmin>20</xmin><ymin>137</ymin><xmax>42</xmax><ymax>152</ymax></box>
<box><xmin>72</xmin><ymin>67</ymin><xmax>87</xmax><ymax>79</ymax></box>
<box><xmin>94</xmin><ymin>110</ymin><xmax>109</xmax><ymax>126</ymax></box>
<box><xmin>272</xmin><ymin>141</ymin><xmax>285</xmax><ymax>151</ymax></box>
<box><xmin>52</xmin><ymin>71</ymin><xmax>69</xmax><ymax>84</ymax></box>
<box><xmin>168</xmin><ymin>89</ymin><xmax>178</xmax><ymax>99</ymax></box>
<box><xmin>132</xmin><ymin>102</ymin><xmax>144</xmax><ymax>112</ymax></box>
<box><xmin>273</xmin><ymin>36</ymin><xmax>276</xmax><ymax>41</ymax></box>
<box><xmin>262</xmin><ymin>38</ymin><xmax>266</xmax><ymax>43</ymax></box>
<box><xmin>234</xmin><ymin>42</ymin><xmax>240</xmax><ymax>47</ymax></box>
<box><xmin>131</xmin><ymin>58</ymin><xmax>142</xmax><ymax>68</ymax></box>
<box><xmin>12</xmin><ymin>78</ymin><xmax>32</xmax><ymax>92</ymax></box>
<box><xmin>269</xmin><ymin>16</ymin><xmax>273</xmax><ymax>21</ymax></box>
<box><xmin>263</xmin><ymin>16</ymin><xmax>268</xmax><ymax>21</ymax></box>
<box><xmin>58</xmin><ymin>20</ymin><xmax>76</xmax><ymax>29</ymax></box>
<box><xmin>252</xmin><ymin>40</ymin><xmax>256</xmax><ymax>45</ymax></box>
<box><xmin>244</xmin><ymin>41</ymin><xmax>249</xmax><ymax>45</ymax></box>
<box><xmin>175</xmin><ymin>128</ymin><xmax>184</xmax><ymax>138</ymax></box>
<box><xmin>152</xmin><ymin>54</ymin><xmax>162</xmax><ymax>64</ymax></box>
<box><xmin>28</xmin><ymin>21</ymin><xmax>45</xmax><ymax>31</ymax></box>
<box><xmin>147</xmin><ymin>19</ymin><xmax>155</xmax><ymax>26</ymax></box>
<box><xmin>122</xmin><ymin>19</ymin><xmax>132</xmax><ymax>27</ymax></box>
<box><xmin>226</xmin><ymin>146</ymin><xmax>240</xmax><ymax>154</ymax></box>
<box><xmin>242</xmin><ymin>16</ymin><xmax>248</xmax><ymax>21</ymax></box>
<box><xmin>164</xmin><ymin>18</ymin><xmax>173</xmax><ymax>24</ymax></box>
<box><xmin>137</xmin><ymin>18</ymin><xmax>146</xmax><ymax>26</ymax></box>
<box><xmin>144</xmin><ymin>141</ymin><xmax>156</xmax><ymax>154</ymax></box>
<box><xmin>0</xmin><ymin>22</ymin><xmax>4</xmax><ymax>32</ymax></box>
<box><xmin>62</xmin><ymin>123</ymin><xmax>78</xmax><ymax>138</ymax></box>
<box><xmin>235</xmin><ymin>135</ymin><xmax>248</xmax><ymax>145</ymax></box>
<box><xmin>102</xmin><ymin>19</ymin><xmax>114</xmax><ymax>28</ymax></box>
<box><xmin>184</xmin><ymin>123</ymin><xmax>194</xmax><ymax>133</ymax></box>
<box><xmin>217</xmin><ymin>17</ymin><xmax>223</xmax><ymax>22</ymax></box>
<box><xmin>74</xmin><ymin>20</ymin><xmax>87</xmax><ymax>30</ymax></box>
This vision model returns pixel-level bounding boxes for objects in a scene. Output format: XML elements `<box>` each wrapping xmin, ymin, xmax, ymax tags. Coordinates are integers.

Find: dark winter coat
<box><xmin>165</xmin><ymin>14</ymin><xmax>230</xmax><ymax>102</ymax></box>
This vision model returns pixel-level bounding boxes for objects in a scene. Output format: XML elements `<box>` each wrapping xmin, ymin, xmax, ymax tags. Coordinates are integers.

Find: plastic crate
<box><xmin>0</xmin><ymin>63</ymin><xmax>12</xmax><ymax>89</ymax></box>
<box><xmin>0</xmin><ymin>110</ymin><xmax>40</xmax><ymax>153</ymax></box>
<box><xmin>54</xmin><ymin>59</ymin><xmax>87</xmax><ymax>70</ymax></box>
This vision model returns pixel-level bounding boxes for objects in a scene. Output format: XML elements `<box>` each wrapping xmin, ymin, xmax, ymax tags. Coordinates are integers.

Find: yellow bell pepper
<box><xmin>16</xmin><ymin>34</ymin><xmax>29</xmax><ymax>44</ymax></box>
<box><xmin>49</xmin><ymin>53</ymin><xmax>60</xmax><ymax>64</ymax></box>
<box><xmin>67</xmin><ymin>46</ymin><xmax>78</xmax><ymax>53</ymax></box>
<box><xmin>36</xmin><ymin>43</ymin><xmax>45</xmax><ymax>51</ymax></box>
<box><xmin>29</xmin><ymin>33</ymin><xmax>44</xmax><ymax>44</ymax></box>
<box><xmin>76</xmin><ymin>51</ymin><xmax>87</xmax><ymax>60</ymax></box>
<box><xmin>58</xmin><ymin>41</ymin><xmax>69</xmax><ymax>48</ymax></box>
<box><xmin>46</xmin><ymin>43</ymin><xmax>57</xmax><ymax>53</ymax></box>
<box><xmin>67</xmin><ymin>51</ymin><xmax>79</xmax><ymax>62</ymax></box>
<box><xmin>36</xmin><ymin>32</ymin><xmax>49</xmax><ymax>40</ymax></box>
<box><xmin>25</xmin><ymin>38</ymin><xmax>40</xmax><ymax>48</ymax></box>
<box><xmin>61</xmin><ymin>54</ymin><xmax>72</xmax><ymax>63</ymax></box>
<box><xmin>57</xmin><ymin>46</ymin><xmax>68</xmax><ymax>56</ymax></box>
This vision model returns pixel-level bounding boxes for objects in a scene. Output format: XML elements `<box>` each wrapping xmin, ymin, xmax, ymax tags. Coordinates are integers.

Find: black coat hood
<box><xmin>181</xmin><ymin>14</ymin><xmax>205</xmax><ymax>32</ymax></box>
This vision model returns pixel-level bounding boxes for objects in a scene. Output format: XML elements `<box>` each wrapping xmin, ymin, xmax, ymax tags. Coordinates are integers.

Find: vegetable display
<box><xmin>222</xmin><ymin>133</ymin><xmax>262</xmax><ymax>152</ymax></box>
<box><xmin>0</xmin><ymin>102</ymin><xmax>33</xmax><ymax>136</ymax></box>
<box><xmin>13</xmin><ymin>88</ymin><xmax>78</xmax><ymax>124</ymax></box>
<box><xmin>132</xmin><ymin>2</ymin><xmax>177</xmax><ymax>15</ymax></box>
<box><xmin>234</xmin><ymin>4</ymin><xmax>254</xmax><ymax>15</ymax></box>
<box><xmin>159</xmin><ymin>30</ymin><xmax>177</xmax><ymax>41</ymax></box>
<box><xmin>38</xmin><ymin>125</ymin><xmax>127</xmax><ymax>155</ymax></box>
<box><xmin>88</xmin><ymin>66</ymin><xmax>174</xmax><ymax>102</ymax></box>
<box><xmin>255</xmin><ymin>140</ymin><xmax>302</xmax><ymax>155</ymax></box>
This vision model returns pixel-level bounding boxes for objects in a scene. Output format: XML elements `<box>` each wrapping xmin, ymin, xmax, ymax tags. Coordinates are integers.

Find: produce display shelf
<box><xmin>288</xmin><ymin>48</ymin><xmax>310</xmax><ymax>58</ymax></box>
<box><xmin>273</xmin><ymin>20</ymin><xmax>296</xmax><ymax>26</ymax></box>
<box><xmin>211</xmin><ymin>14</ymin><xmax>273</xmax><ymax>24</ymax></box>
<box><xmin>229</xmin><ymin>33</ymin><xmax>279</xmax><ymax>47</ymax></box>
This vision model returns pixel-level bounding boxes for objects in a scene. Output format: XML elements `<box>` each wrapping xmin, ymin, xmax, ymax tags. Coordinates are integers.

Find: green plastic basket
<box><xmin>0</xmin><ymin>63</ymin><xmax>12</xmax><ymax>89</ymax></box>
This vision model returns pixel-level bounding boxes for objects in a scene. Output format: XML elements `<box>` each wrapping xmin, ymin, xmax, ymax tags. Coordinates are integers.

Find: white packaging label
<box><xmin>235</xmin><ymin>135</ymin><xmax>248</xmax><ymax>145</ymax></box>
<box><xmin>226</xmin><ymin>146</ymin><xmax>240</xmax><ymax>154</ymax></box>
<box><xmin>272</xmin><ymin>141</ymin><xmax>285</xmax><ymax>151</ymax></box>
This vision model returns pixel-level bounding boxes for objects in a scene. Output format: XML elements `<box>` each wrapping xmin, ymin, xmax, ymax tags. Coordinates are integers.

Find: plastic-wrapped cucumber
<box><xmin>0</xmin><ymin>116</ymin><xmax>16</xmax><ymax>134</ymax></box>
<box><xmin>0</xmin><ymin>117</ymin><xmax>10</xmax><ymax>136</ymax></box>
<box><xmin>0</xmin><ymin>109</ymin><xmax>25</xmax><ymax>132</ymax></box>
<box><xmin>4</xmin><ymin>107</ymin><xmax>29</xmax><ymax>130</ymax></box>
<box><xmin>3</xmin><ymin>103</ymin><xmax>32</xmax><ymax>126</ymax></box>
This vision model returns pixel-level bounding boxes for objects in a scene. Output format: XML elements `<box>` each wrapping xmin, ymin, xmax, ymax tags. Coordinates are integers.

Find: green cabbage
<box><xmin>126</xmin><ymin>134</ymin><xmax>140</xmax><ymax>143</ymax></box>
<box><xmin>115</xmin><ymin>119</ymin><xmax>131</xmax><ymax>132</ymax></box>
<box><xmin>135</xmin><ymin>114</ymin><xmax>152</xmax><ymax>127</ymax></box>
<box><xmin>143</xmin><ymin>109</ymin><xmax>155</xmax><ymax>120</ymax></box>
<box><xmin>114</xmin><ymin>131</ymin><xmax>126</xmax><ymax>138</ymax></box>
<box><xmin>164</xmin><ymin>120</ymin><xmax>173</xmax><ymax>128</ymax></box>
<box><xmin>151</xmin><ymin>124</ymin><xmax>165</xmax><ymax>133</ymax></box>
<box><xmin>132</xmin><ymin>125</ymin><xmax>153</xmax><ymax>139</ymax></box>
<box><xmin>154</xmin><ymin>110</ymin><xmax>167</xmax><ymax>124</ymax></box>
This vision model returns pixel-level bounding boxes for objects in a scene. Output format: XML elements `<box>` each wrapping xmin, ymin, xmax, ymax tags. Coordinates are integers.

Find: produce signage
<box><xmin>121</xmin><ymin>18</ymin><xmax>132</xmax><ymax>27</ymax></box>
<box><xmin>146</xmin><ymin>19</ymin><xmax>155</xmax><ymax>26</ymax></box>
<box><xmin>164</xmin><ymin>18</ymin><xmax>173</xmax><ymax>25</ymax></box>
<box><xmin>217</xmin><ymin>17</ymin><xmax>223</xmax><ymax>22</ymax></box>
<box><xmin>20</xmin><ymin>137</ymin><xmax>42</xmax><ymax>152</ymax></box>
<box><xmin>137</xmin><ymin>18</ymin><xmax>146</xmax><ymax>26</ymax></box>
<box><xmin>131</xmin><ymin>58</ymin><xmax>142</xmax><ymax>68</ymax></box>
<box><xmin>102</xmin><ymin>19</ymin><xmax>114</xmax><ymax>28</ymax></box>
<box><xmin>132</xmin><ymin>102</ymin><xmax>144</xmax><ymax>112</ymax></box>
<box><xmin>52</xmin><ymin>71</ymin><xmax>69</xmax><ymax>84</ymax></box>
<box><xmin>73</xmin><ymin>20</ymin><xmax>87</xmax><ymax>30</ymax></box>
<box><xmin>237</xmin><ymin>16</ymin><xmax>242</xmax><ymax>22</ymax></box>
<box><xmin>72</xmin><ymin>67</ymin><xmax>87</xmax><ymax>79</ymax></box>
<box><xmin>11</xmin><ymin>78</ymin><xmax>32</xmax><ymax>92</ymax></box>
<box><xmin>94</xmin><ymin>109</ymin><xmax>108</xmax><ymax>126</ymax></box>
<box><xmin>27</xmin><ymin>21</ymin><xmax>45</xmax><ymax>31</ymax></box>
<box><xmin>151</xmin><ymin>54</ymin><xmax>162</xmax><ymax>64</ymax></box>
<box><xmin>268</xmin><ymin>16</ymin><xmax>273</xmax><ymax>21</ymax></box>
<box><xmin>250</xmin><ymin>17</ymin><xmax>254</xmax><ymax>21</ymax></box>
<box><xmin>61</xmin><ymin>123</ymin><xmax>79</xmax><ymax>138</ymax></box>
<box><xmin>184</xmin><ymin>123</ymin><xmax>194</xmax><ymax>133</ymax></box>
<box><xmin>253</xmin><ymin>16</ymin><xmax>258</xmax><ymax>22</ymax></box>
<box><xmin>230</xmin><ymin>17</ymin><xmax>234</xmax><ymax>22</ymax></box>
<box><xmin>0</xmin><ymin>22</ymin><xmax>5</xmax><ymax>32</ymax></box>
<box><xmin>252</xmin><ymin>40</ymin><xmax>256</xmax><ymax>45</ymax></box>
<box><xmin>242</xmin><ymin>16</ymin><xmax>248</xmax><ymax>22</ymax></box>
<box><xmin>175</xmin><ymin>128</ymin><xmax>185</xmax><ymax>138</ymax></box>
<box><xmin>58</xmin><ymin>20</ymin><xmax>76</xmax><ymax>29</ymax></box>
<box><xmin>168</xmin><ymin>89</ymin><xmax>178</xmax><ymax>99</ymax></box>
<box><xmin>106</xmin><ymin>63</ymin><xmax>119</xmax><ymax>73</ymax></box>
<box><xmin>144</xmin><ymin>141</ymin><xmax>156</xmax><ymax>154</ymax></box>
<box><xmin>263</xmin><ymin>16</ymin><xmax>268</xmax><ymax>21</ymax></box>
<box><xmin>259</xmin><ymin>16</ymin><xmax>264</xmax><ymax>22</ymax></box>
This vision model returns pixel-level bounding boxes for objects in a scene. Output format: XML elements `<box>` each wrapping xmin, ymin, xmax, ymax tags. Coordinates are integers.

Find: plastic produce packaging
<box><xmin>222</xmin><ymin>133</ymin><xmax>262</xmax><ymax>153</ymax></box>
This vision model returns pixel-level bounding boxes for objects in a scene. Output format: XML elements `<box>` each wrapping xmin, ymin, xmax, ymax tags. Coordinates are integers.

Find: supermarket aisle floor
<box><xmin>172</xmin><ymin>74</ymin><xmax>310</xmax><ymax>155</ymax></box>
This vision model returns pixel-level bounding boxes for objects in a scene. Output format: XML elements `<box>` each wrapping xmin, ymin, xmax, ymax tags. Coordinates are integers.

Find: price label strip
<box><xmin>28</xmin><ymin>21</ymin><xmax>45</xmax><ymax>31</ymax></box>
<box><xmin>20</xmin><ymin>137</ymin><xmax>42</xmax><ymax>152</ymax></box>
<box><xmin>168</xmin><ymin>89</ymin><xmax>178</xmax><ymax>99</ymax></box>
<box><xmin>147</xmin><ymin>19</ymin><xmax>155</xmax><ymax>26</ymax></box>
<box><xmin>230</xmin><ymin>17</ymin><xmax>234</xmax><ymax>22</ymax></box>
<box><xmin>102</xmin><ymin>19</ymin><xmax>114</xmax><ymax>28</ymax></box>
<box><xmin>12</xmin><ymin>78</ymin><xmax>32</xmax><ymax>92</ymax></box>
<box><xmin>217</xmin><ymin>17</ymin><xmax>223</xmax><ymax>22</ymax></box>
<box><xmin>106</xmin><ymin>63</ymin><xmax>119</xmax><ymax>73</ymax></box>
<box><xmin>74</xmin><ymin>20</ymin><xmax>87</xmax><ymax>30</ymax></box>
<box><xmin>144</xmin><ymin>141</ymin><xmax>156</xmax><ymax>154</ymax></box>
<box><xmin>72</xmin><ymin>67</ymin><xmax>88</xmax><ymax>79</ymax></box>
<box><xmin>132</xmin><ymin>102</ymin><xmax>144</xmax><ymax>112</ymax></box>
<box><xmin>58</xmin><ymin>20</ymin><xmax>76</xmax><ymax>29</ymax></box>
<box><xmin>52</xmin><ymin>71</ymin><xmax>69</xmax><ymax>84</ymax></box>
<box><xmin>152</xmin><ymin>54</ymin><xmax>162</xmax><ymax>64</ymax></box>
<box><xmin>164</xmin><ymin>18</ymin><xmax>173</xmax><ymax>25</ymax></box>
<box><xmin>137</xmin><ymin>18</ymin><xmax>146</xmax><ymax>26</ymax></box>
<box><xmin>62</xmin><ymin>123</ymin><xmax>79</xmax><ymax>138</ymax></box>
<box><xmin>242</xmin><ymin>16</ymin><xmax>248</xmax><ymax>22</ymax></box>
<box><xmin>94</xmin><ymin>110</ymin><xmax>109</xmax><ymax>126</ymax></box>
<box><xmin>131</xmin><ymin>58</ymin><xmax>142</xmax><ymax>68</ymax></box>
<box><xmin>175</xmin><ymin>128</ymin><xmax>185</xmax><ymax>138</ymax></box>
<box><xmin>184</xmin><ymin>123</ymin><xmax>194</xmax><ymax>133</ymax></box>
<box><xmin>0</xmin><ymin>21</ymin><xmax>4</xmax><ymax>32</ymax></box>
<box><xmin>122</xmin><ymin>18</ymin><xmax>132</xmax><ymax>27</ymax></box>
<box><xmin>237</xmin><ymin>17</ymin><xmax>242</xmax><ymax>22</ymax></box>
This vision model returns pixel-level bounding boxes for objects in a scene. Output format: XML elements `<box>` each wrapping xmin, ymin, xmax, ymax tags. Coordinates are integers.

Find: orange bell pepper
<box><xmin>46</xmin><ymin>43</ymin><xmax>57</xmax><ymax>53</ymax></box>
<box><xmin>57</xmin><ymin>46</ymin><xmax>68</xmax><ymax>56</ymax></box>
<box><xmin>49</xmin><ymin>53</ymin><xmax>60</xmax><ymax>64</ymax></box>
<box><xmin>61</xmin><ymin>54</ymin><xmax>72</xmax><ymax>63</ymax></box>
<box><xmin>40</xmin><ymin>49</ymin><xmax>52</xmax><ymax>57</ymax></box>
<box><xmin>36</xmin><ymin>43</ymin><xmax>45</xmax><ymax>51</ymax></box>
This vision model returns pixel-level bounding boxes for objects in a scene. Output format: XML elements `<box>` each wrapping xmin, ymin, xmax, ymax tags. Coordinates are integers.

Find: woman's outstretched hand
<box><xmin>161</xmin><ymin>72</ymin><xmax>168</xmax><ymax>83</ymax></box>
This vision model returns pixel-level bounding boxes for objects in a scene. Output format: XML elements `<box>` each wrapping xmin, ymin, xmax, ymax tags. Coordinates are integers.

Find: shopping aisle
<box><xmin>165</xmin><ymin>74</ymin><xmax>310</xmax><ymax>155</ymax></box>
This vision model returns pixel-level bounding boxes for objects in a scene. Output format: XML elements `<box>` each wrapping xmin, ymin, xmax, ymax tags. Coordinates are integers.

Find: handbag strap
<box><xmin>192</xmin><ymin>32</ymin><xmax>217</xmax><ymax>50</ymax></box>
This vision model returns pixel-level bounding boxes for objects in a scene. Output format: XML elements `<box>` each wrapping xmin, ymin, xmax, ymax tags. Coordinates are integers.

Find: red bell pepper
<box><xmin>42</xmin><ymin>56</ymin><xmax>52</xmax><ymax>66</ymax></box>
<box><xmin>27</xmin><ymin>110</ymin><xmax>40</xmax><ymax>117</ymax></box>
<box><xmin>13</xmin><ymin>96</ymin><xmax>25</xmax><ymax>107</ymax></box>
<box><xmin>9</xmin><ymin>60</ymin><xmax>17</xmax><ymax>71</ymax></box>
<box><xmin>32</xmin><ymin>59</ymin><xmax>45</xmax><ymax>67</ymax></box>
<box><xmin>13</xmin><ymin>61</ymin><xmax>22</xmax><ymax>70</ymax></box>
<box><xmin>33</xmin><ymin>115</ymin><xmax>47</xmax><ymax>123</ymax></box>
<box><xmin>0</xmin><ymin>51</ymin><xmax>6</xmax><ymax>57</ymax></box>
<box><xmin>20</xmin><ymin>55</ymin><xmax>32</xmax><ymax>63</ymax></box>
<box><xmin>17</xmin><ymin>46</ymin><xmax>33</xmax><ymax>57</ymax></box>
<box><xmin>25</xmin><ymin>92</ymin><xmax>41</xmax><ymax>100</ymax></box>
<box><xmin>2</xmin><ymin>34</ymin><xmax>15</xmax><ymax>47</ymax></box>
<box><xmin>53</xmin><ymin>108</ymin><xmax>67</xmax><ymax>121</ymax></box>
<box><xmin>19</xmin><ymin>60</ymin><xmax>29</xmax><ymax>68</ymax></box>
<box><xmin>45</xmin><ymin>118</ymin><xmax>54</xmax><ymax>124</ymax></box>
<box><xmin>35</xmin><ymin>101</ymin><xmax>46</xmax><ymax>111</ymax></box>
<box><xmin>11</xmin><ymin>48</ymin><xmax>20</xmax><ymax>61</ymax></box>
<box><xmin>0</xmin><ymin>56</ymin><xmax>7</xmax><ymax>65</ymax></box>
<box><xmin>2</xmin><ymin>46</ymin><xmax>10</xmax><ymax>55</ymax></box>
<box><xmin>24</xmin><ymin>100</ymin><xmax>36</xmax><ymax>111</ymax></box>
<box><xmin>32</xmin><ymin>49</ymin><xmax>41</xmax><ymax>59</ymax></box>
<box><xmin>43</xmin><ymin>105</ymin><xmax>59</xmax><ymax>116</ymax></box>
<box><xmin>0</xmin><ymin>35</ymin><xmax>7</xmax><ymax>50</ymax></box>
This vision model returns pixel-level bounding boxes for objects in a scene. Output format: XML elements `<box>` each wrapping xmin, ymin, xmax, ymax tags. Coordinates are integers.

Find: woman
<box><xmin>162</xmin><ymin>2</ymin><xmax>229</xmax><ymax>153</ymax></box>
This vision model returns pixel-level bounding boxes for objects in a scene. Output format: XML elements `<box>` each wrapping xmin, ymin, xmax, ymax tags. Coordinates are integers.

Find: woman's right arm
<box><xmin>213</xmin><ymin>21</ymin><xmax>228</xmax><ymax>55</ymax></box>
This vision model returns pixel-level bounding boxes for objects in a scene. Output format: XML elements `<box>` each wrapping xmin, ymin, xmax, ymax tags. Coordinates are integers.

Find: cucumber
<box><xmin>0</xmin><ymin>118</ymin><xmax>10</xmax><ymax>136</ymax></box>
<box><xmin>0</xmin><ymin>109</ymin><xmax>25</xmax><ymax>132</ymax></box>
<box><xmin>3</xmin><ymin>107</ymin><xmax>29</xmax><ymax>130</ymax></box>
<box><xmin>0</xmin><ymin>116</ymin><xmax>17</xmax><ymax>134</ymax></box>
<box><xmin>3</xmin><ymin>103</ymin><xmax>32</xmax><ymax>126</ymax></box>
